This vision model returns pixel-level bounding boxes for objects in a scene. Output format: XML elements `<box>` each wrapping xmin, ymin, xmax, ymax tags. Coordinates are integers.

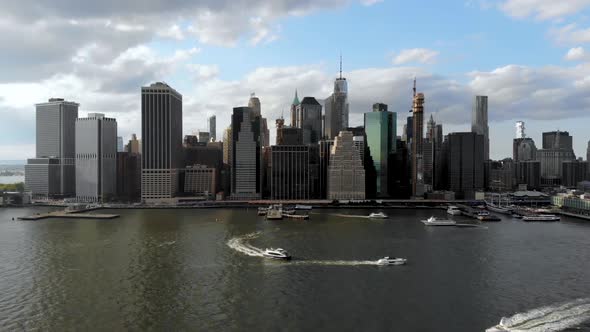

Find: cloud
<box><xmin>392</xmin><ymin>49</ymin><xmax>439</xmax><ymax>65</ymax></box>
<box><xmin>551</xmin><ymin>24</ymin><xmax>590</xmax><ymax>45</ymax></box>
<box><xmin>565</xmin><ymin>47</ymin><xmax>589</xmax><ymax>61</ymax></box>
<box><xmin>360</xmin><ymin>0</ymin><xmax>384</xmax><ymax>5</ymax></box>
<box><xmin>499</xmin><ymin>0</ymin><xmax>590</xmax><ymax>20</ymax></box>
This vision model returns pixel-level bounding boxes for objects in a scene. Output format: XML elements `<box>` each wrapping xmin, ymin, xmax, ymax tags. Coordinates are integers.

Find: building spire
<box><xmin>292</xmin><ymin>89</ymin><xmax>300</xmax><ymax>106</ymax></box>
<box><xmin>339</xmin><ymin>53</ymin><xmax>343</xmax><ymax>79</ymax></box>
<box><xmin>413</xmin><ymin>77</ymin><xmax>417</xmax><ymax>97</ymax></box>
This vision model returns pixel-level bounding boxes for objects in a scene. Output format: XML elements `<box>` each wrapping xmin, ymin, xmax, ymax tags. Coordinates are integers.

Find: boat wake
<box><xmin>293</xmin><ymin>260</ymin><xmax>384</xmax><ymax>266</ymax></box>
<box><xmin>486</xmin><ymin>298</ymin><xmax>590</xmax><ymax>332</ymax></box>
<box><xmin>226</xmin><ymin>232</ymin><xmax>265</xmax><ymax>257</ymax></box>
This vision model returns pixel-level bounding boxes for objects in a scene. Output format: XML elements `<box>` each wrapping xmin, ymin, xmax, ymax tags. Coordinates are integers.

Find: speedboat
<box><xmin>368</xmin><ymin>212</ymin><xmax>388</xmax><ymax>219</ymax></box>
<box><xmin>421</xmin><ymin>216</ymin><xmax>457</xmax><ymax>226</ymax></box>
<box><xmin>262</xmin><ymin>248</ymin><xmax>291</xmax><ymax>260</ymax></box>
<box><xmin>522</xmin><ymin>214</ymin><xmax>560</xmax><ymax>222</ymax></box>
<box><xmin>447</xmin><ymin>206</ymin><xmax>462</xmax><ymax>216</ymax></box>
<box><xmin>376</xmin><ymin>256</ymin><xmax>407</xmax><ymax>265</ymax></box>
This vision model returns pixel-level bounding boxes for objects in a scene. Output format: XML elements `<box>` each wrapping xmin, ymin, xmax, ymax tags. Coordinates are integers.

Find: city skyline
<box><xmin>2</xmin><ymin>1</ymin><xmax>590</xmax><ymax>160</ymax></box>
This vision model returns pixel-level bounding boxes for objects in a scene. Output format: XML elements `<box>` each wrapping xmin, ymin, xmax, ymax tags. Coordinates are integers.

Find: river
<box><xmin>0</xmin><ymin>207</ymin><xmax>589</xmax><ymax>331</ymax></box>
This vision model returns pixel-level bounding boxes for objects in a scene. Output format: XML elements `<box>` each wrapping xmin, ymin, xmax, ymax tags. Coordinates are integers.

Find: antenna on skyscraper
<box><xmin>339</xmin><ymin>53</ymin><xmax>343</xmax><ymax>79</ymax></box>
<box><xmin>413</xmin><ymin>76</ymin><xmax>417</xmax><ymax>97</ymax></box>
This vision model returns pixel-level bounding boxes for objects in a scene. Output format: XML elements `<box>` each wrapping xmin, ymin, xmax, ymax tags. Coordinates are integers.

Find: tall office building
<box><xmin>231</xmin><ymin>107</ymin><xmax>262</xmax><ymax>199</ymax></box>
<box><xmin>324</xmin><ymin>57</ymin><xmax>349</xmax><ymax>139</ymax></box>
<box><xmin>424</xmin><ymin>115</ymin><xmax>443</xmax><ymax>190</ymax></box>
<box><xmin>328</xmin><ymin>131</ymin><xmax>365</xmax><ymax>200</ymax></box>
<box><xmin>515</xmin><ymin>161</ymin><xmax>541</xmax><ymax>190</ymax></box>
<box><xmin>208</xmin><ymin>115</ymin><xmax>216</xmax><ymax>142</ymax></box>
<box><xmin>538</xmin><ymin>131</ymin><xmax>575</xmax><ymax>186</ymax></box>
<box><xmin>295</xmin><ymin>97</ymin><xmax>323</xmax><ymax>144</ymax></box>
<box><xmin>444</xmin><ymin>132</ymin><xmax>485</xmax><ymax>199</ymax></box>
<box><xmin>587</xmin><ymin>141</ymin><xmax>590</xmax><ymax>174</ymax></box>
<box><xmin>472</xmin><ymin>95</ymin><xmax>490</xmax><ymax>160</ymax></box>
<box><xmin>141</xmin><ymin>82</ymin><xmax>183</xmax><ymax>201</ymax></box>
<box><xmin>25</xmin><ymin>98</ymin><xmax>78</xmax><ymax>198</ymax></box>
<box><xmin>364</xmin><ymin>103</ymin><xmax>396</xmax><ymax>197</ymax></box>
<box><xmin>411</xmin><ymin>80</ymin><xmax>425</xmax><ymax>197</ymax></box>
<box><xmin>75</xmin><ymin>113</ymin><xmax>117</xmax><ymax>202</ymax></box>
<box><xmin>319</xmin><ymin>139</ymin><xmax>335</xmax><ymax>199</ymax></box>
<box><xmin>117</xmin><ymin>136</ymin><xmax>124</xmax><ymax>152</ymax></box>
<box><xmin>248</xmin><ymin>93</ymin><xmax>269</xmax><ymax>147</ymax></box>
<box><xmin>561</xmin><ymin>160</ymin><xmax>588</xmax><ymax>188</ymax></box>
<box><xmin>117</xmin><ymin>151</ymin><xmax>141</xmax><ymax>202</ymax></box>
<box><xmin>270</xmin><ymin>145</ymin><xmax>310</xmax><ymax>199</ymax></box>
<box><xmin>127</xmin><ymin>134</ymin><xmax>141</xmax><ymax>154</ymax></box>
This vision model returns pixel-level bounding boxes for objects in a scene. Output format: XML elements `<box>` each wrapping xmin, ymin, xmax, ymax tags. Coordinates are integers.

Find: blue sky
<box><xmin>1</xmin><ymin>0</ymin><xmax>590</xmax><ymax>160</ymax></box>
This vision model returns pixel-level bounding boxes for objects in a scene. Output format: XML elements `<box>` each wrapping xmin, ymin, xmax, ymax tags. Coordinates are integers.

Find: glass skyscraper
<box><xmin>364</xmin><ymin>103</ymin><xmax>396</xmax><ymax>197</ymax></box>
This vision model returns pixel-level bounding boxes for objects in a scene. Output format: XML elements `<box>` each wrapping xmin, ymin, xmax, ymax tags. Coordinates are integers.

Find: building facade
<box><xmin>231</xmin><ymin>107</ymin><xmax>262</xmax><ymax>199</ymax></box>
<box><xmin>562</xmin><ymin>160</ymin><xmax>588</xmax><ymax>188</ymax></box>
<box><xmin>141</xmin><ymin>82</ymin><xmax>183</xmax><ymax>201</ymax></box>
<box><xmin>184</xmin><ymin>165</ymin><xmax>217</xmax><ymax>199</ymax></box>
<box><xmin>472</xmin><ymin>95</ymin><xmax>490</xmax><ymax>161</ymax></box>
<box><xmin>117</xmin><ymin>152</ymin><xmax>141</xmax><ymax>202</ymax></box>
<box><xmin>319</xmin><ymin>139</ymin><xmax>335</xmax><ymax>199</ymax></box>
<box><xmin>127</xmin><ymin>134</ymin><xmax>141</xmax><ymax>154</ymax></box>
<box><xmin>294</xmin><ymin>97</ymin><xmax>323</xmax><ymax>145</ymax></box>
<box><xmin>328</xmin><ymin>131</ymin><xmax>365</xmax><ymax>200</ymax></box>
<box><xmin>411</xmin><ymin>87</ymin><xmax>425</xmax><ymax>197</ymax></box>
<box><xmin>445</xmin><ymin>132</ymin><xmax>485</xmax><ymax>199</ymax></box>
<box><xmin>364</xmin><ymin>103</ymin><xmax>396</xmax><ymax>197</ymax></box>
<box><xmin>208</xmin><ymin>115</ymin><xmax>216</xmax><ymax>142</ymax></box>
<box><xmin>270</xmin><ymin>145</ymin><xmax>310</xmax><ymax>200</ymax></box>
<box><xmin>75</xmin><ymin>113</ymin><xmax>117</xmax><ymax>202</ymax></box>
<box><xmin>25</xmin><ymin>98</ymin><xmax>79</xmax><ymax>198</ymax></box>
<box><xmin>538</xmin><ymin>131</ymin><xmax>575</xmax><ymax>186</ymax></box>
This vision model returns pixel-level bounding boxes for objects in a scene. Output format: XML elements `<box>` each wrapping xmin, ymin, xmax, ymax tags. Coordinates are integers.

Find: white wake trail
<box><xmin>487</xmin><ymin>298</ymin><xmax>590</xmax><ymax>332</ymax></box>
<box><xmin>226</xmin><ymin>232</ymin><xmax>265</xmax><ymax>257</ymax></box>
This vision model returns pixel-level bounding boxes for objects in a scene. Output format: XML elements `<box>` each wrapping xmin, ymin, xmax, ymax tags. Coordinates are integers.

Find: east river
<box><xmin>1</xmin><ymin>207</ymin><xmax>589</xmax><ymax>331</ymax></box>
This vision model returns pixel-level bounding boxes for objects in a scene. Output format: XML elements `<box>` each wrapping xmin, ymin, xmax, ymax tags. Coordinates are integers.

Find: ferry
<box><xmin>522</xmin><ymin>214</ymin><xmax>560</xmax><ymax>222</ymax></box>
<box><xmin>368</xmin><ymin>212</ymin><xmax>388</xmax><ymax>219</ymax></box>
<box><xmin>262</xmin><ymin>248</ymin><xmax>291</xmax><ymax>260</ymax></box>
<box><xmin>447</xmin><ymin>206</ymin><xmax>462</xmax><ymax>216</ymax></box>
<box><xmin>421</xmin><ymin>216</ymin><xmax>456</xmax><ymax>226</ymax></box>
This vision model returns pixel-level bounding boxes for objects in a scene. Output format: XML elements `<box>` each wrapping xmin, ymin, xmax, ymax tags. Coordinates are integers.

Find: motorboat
<box><xmin>368</xmin><ymin>212</ymin><xmax>388</xmax><ymax>219</ymax></box>
<box><xmin>262</xmin><ymin>248</ymin><xmax>291</xmax><ymax>260</ymax></box>
<box><xmin>447</xmin><ymin>206</ymin><xmax>462</xmax><ymax>216</ymax></box>
<box><xmin>295</xmin><ymin>205</ymin><xmax>312</xmax><ymax>210</ymax></box>
<box><xmin>522</xmin><ymin>214</ymin><xmax>560</xmax><ymax>222</ymax></box>
<box><xmin>421</xmin><ymin>216</ymin><xmax>457</xmax><ymax>226</ymax></box>
<box><xmin>376</xmin><ymin>256</ymin><xmax>407</xmax><ymax>266</ymax></box>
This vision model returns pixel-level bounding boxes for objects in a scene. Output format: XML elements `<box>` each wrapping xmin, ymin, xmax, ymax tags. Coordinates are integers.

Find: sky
<box><xmin>1</xmin><ymin>0</ymin><xmax>590</xmax><ymax>160</ymax></box>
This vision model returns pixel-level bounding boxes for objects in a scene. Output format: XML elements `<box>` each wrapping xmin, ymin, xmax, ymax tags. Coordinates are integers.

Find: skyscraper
<box><xmin>295</xmin><ymin>97</ymin><xmax>323</xmax><ymax>144</ymax></box>
<box><xmin>472</xmin><ymin>95</ymin><xmax>489</xmax><ymax>160</ymax></box>
<box><xmin>411</xmin><ymin>79</ymin><xmax>425</xmax><ymax>197</ymax></box>
<box><xmin>248</xmin><ymin>93</ymin><xmax>269</xmax><ymax>147</ymax></box>
<box><xmin>127</xmin><ymin>134</ymin><xmax>141</xmax><ymax>154</ymax></box>
<box><xmin>198</xmin><ymin>131</ymin><xmax>210</xmax><ymax>143</ymax></box>
<box><xmin>231</xmin><ymin>107</ymin><xmax>262</xmax><ymax>199</ymax></box>
<box><xmin>25</xmin><ymin>98</ymin><xmax>78</xmax><ymax>198</ymax></box>
<box><xmin>117</xmin><ymin>136</ymin><xmax>124</xmax><ymax>152</ymax></box>
<box><xmin>324</xmin><ymin>56</ymin><xmax>349</xmax><ymax>139</ymax></box>
<box><xmin>364</xmin><ymin>103</ymin><xmax>396</xmax><ymax>197</ymax></box>
<box><xmin>444</xmin><ymin>132</ymin><xmax>485</xmax><ymax>199</ymax></box>
<box><xmin>270</xmin><ymin>145</ymin><xmax>310</xmax><ymax>200</ymax></box>
<box><xmin>208</xmin><ymin>115</ymin><xmax>216</xmax><ymax>142</ymax></box>
<box><xmin>141</xmin><ymin>82</ymin><xmax>183</xmax><ymax>201</ymax></box>
<box><xmin>587</xmin><ymin>141</ymin><xmax>590</xmax><ymax>174</ymax></box>
<box><xmin>538</xmin><ymin>131</ymin><xmax>575</xmax><ymax>186</ymax></box>
<box><xmin>328</xmin><ymin>131</ymin><xmax>365</xmax><ymax>200</ymax></box>
<box><xmin>75</xmin><ymin>113</ymin><xmax>117</xmax><ymax>202</ymax></box>
<box><xmin>513</xmin><ymin>121</ymin><xmax>537</xmax><ymax>162</ymax></box>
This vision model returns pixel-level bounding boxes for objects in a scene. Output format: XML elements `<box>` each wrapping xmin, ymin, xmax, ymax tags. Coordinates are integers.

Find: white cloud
<box><xmin>158</xmin><ymin>24</ymin><xmax>185</xmax><ymax>40</ymax></box>
<box><xmin>499</xmin><ymin>0</ymin><xmax>590</xmax><ymax>20</ymax></box>
<box><xmin>565</xmin><ymin>47</ymin><xmax>588</xmax><ymax>61</ymax></box>
<box><xmin>360</xmin><ymin>0</ymin><xmax>384</xmax><ymax>5</ymax></box>
<box><xmin>551</xmin><ymin>24</ymin><xmax>590</xmax><ymax>45</ymax></box>
<box><xmin>392</xmin><ymin>48</ymin><xmax>439</xmax><ymax>65</ymax></box>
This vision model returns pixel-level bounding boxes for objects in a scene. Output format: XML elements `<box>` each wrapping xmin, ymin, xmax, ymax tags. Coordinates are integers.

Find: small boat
<box><xmin>487</xmin><ymin>203</ymin><xmax>512</xmax><ymax>214</ymax></box>
<box><xmin>257</xmin><ymin>207</ymin><xmax>268</xmax><ymax>216</ymax></box>
<box><xmin>368</xmin><ymin>212</ymin><xmax>388</xmax><ymax>219</ymax></box>
<box><xmin>376</xmin><ymin>256</ymin><xmax>407</xmax><ymax>266</ymax></box>
<box><xmin>295</xmin><ymin>205</ymin><xmax>312</xmax><ymax>210</ymax></box>
<box><xmin>421</xmin><ymin>216</ymin><xmax>457</xmax><ymax>226</ymax></box>
<box><xmin>522</xmin><ymin>214</ymin><xmax>560</xmax><ymax>222</ymax></box>
<box><xmin>447</xmin><ymin>206</ymin><xmax>462</xmax><ymax>216</ymax></box>
<box><xmin>262</xmin><ymin>248</ymin><xmax>291</xmax><ymax>260</ymax></box>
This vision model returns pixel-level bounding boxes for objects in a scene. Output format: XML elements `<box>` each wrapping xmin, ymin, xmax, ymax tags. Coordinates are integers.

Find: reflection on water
<box><xmin>0</xmin><ymin>207</ymin><xmax>589</xmax><ymax>331</ymax></box>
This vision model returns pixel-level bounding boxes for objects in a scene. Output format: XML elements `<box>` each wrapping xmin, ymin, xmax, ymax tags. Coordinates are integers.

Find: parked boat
<box><xmin>447</xmin><ymin>206</ymin><xmax>462</xmax><ymax>216</ymax></box>
<box><xmin>522</xmin><ymin>214</ymin><xmax>560</xmax><ymax>222</ymax></box>
<box><xmin>295</xmin><ymin>205</ymin><xmax>312</xmax><ymax>210</ymax></box>
<box><xmin>487</xmin><ymin>203</ymin><xmax>512</xmax><ymax>214</ymax></box>
<box><xmin>266</xmin><ymin>205</ymin><xmax>283</xmax><ymax>220</ymax></box>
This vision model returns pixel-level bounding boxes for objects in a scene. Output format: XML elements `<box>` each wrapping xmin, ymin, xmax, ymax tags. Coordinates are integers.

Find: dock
<box><xmin>19</xmin><ymin>210</ymin><xmax>120</xmax><ymax>220</ymax></box>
